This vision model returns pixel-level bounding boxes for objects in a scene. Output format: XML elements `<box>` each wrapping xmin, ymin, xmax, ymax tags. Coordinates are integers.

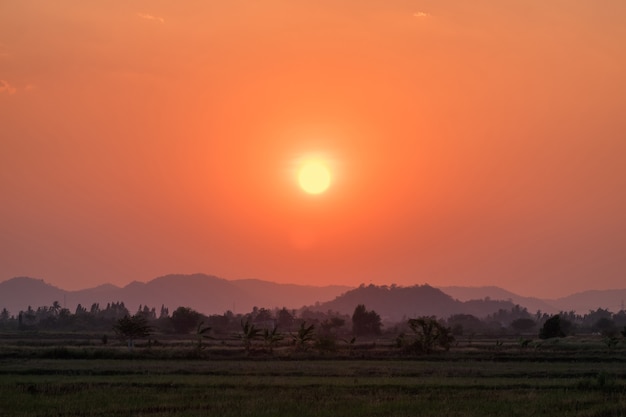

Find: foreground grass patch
<box><xmin>1</xmin><ymin>359</ymin><xmax>626</xmax><ymax>416</ymax></box>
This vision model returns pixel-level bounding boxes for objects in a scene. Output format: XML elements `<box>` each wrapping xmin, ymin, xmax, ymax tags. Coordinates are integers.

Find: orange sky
<box><xmin>1</xmin><ymin>1</ymin><xmax>625</xmax><ymax>297</ymax></box>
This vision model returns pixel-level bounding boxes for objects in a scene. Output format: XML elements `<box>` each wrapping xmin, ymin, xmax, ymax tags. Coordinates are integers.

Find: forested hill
<box><xmin>310</xmin><ymin>284</ymin><xmax>518</xmax><ymax>322</ymax></box>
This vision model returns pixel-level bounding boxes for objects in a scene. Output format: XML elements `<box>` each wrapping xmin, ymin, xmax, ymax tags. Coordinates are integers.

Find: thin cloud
<box><xmin>137</xmin><ymin>13</ymin><xmax>165</xmax><ymax>24</ymax></box>
<box><xmin>0</xmin><ymin>79</ymin><xmax>16</xmax><ymax>94</ymax></box>
<box><xmin>413</xmin><ymin>12</ymin><xmax>432</xmax><ymax>18</ymax></box>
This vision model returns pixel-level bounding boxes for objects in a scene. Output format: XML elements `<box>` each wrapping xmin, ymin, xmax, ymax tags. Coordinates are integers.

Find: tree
<box><xmin>277</xmin><ymin>308</ymin><xmax>295</xmax><ymax>329</ymax></box>
<box><xmin>262</xmin><ymin>327</ymin><xmax>283</xmax><ymax>353</ymax></box>
<box><xmin>159</xmin><ymin>305</ymin><xmax>169</xmax><ymax>319</ymax></box>
<box><xmin>406</xmin><ymin>316</ymin><xmax>454</xmax><ymax>353</ymax></box>
<box><xmin>320</xmin><ymin>317</ymin><xmax>346</xmax><ymax>334</ymax></box>
<box><xmin>75</xmin><ymin>304</ymin><xmax>87</xmax><ymax>315</ymax></box>
<box><xmin>539</xmin><ymin>314</ymin><xmax>567</xmax><ymax>339</ymax></box>
<box><xmin>90</xmin><ymin>303</ymin><xmax>101</xmax><ymax>315</ymax></box>
<box><xmin>253</xmin><ymin>308</ymin><xmax>273</xmax><ymax>324</ymax></box>
<box><xmin>195</xmin><ymin>321</ymin><xmax>213</xmax><ymax>351</ymax></box>
<box><xmin>351</xmin><ymin>304</ymin><xmax>382</xmax><ymax>336</ymax></box>
<box><xmin>446</xmin><ymin>314</ymin><xmax>485</xmax><ymax>336</ymax></box>
<box><xmin>50</xmin><ymin>301</ymin><xmax>61</xmax><ymax>316</ymax></box>
<box><xmin>239</xmin><ymin>320</ymin><xmax>261</xmax><ymax>353</ymax></box>
<box><xmin>0</xmin><ymin>308</ymin><xmax>9</xmax><ymax>322</ymax></box>
<box><xmin>592</xmin><ymin>318</ymin><xmax>617</xmax><ymax>337</ymax></box>
<box><xmin>113</xmin><ymin>314</ymin><xmax>152</xmax><ymax>350</ymax></box>
<box><xmin>510</xmin><ymin>318</ymin><xmax>536</xmax><ymax>333</ymax></box>
<box><xmin>171</xmin><ymin>307</ymin><xmax>202</xmax><ymax>334</ymax></box>
<box><xmin>292</xmin><ymin>321</ymin><xmax>315</xmax><ymax>351</ymax></box>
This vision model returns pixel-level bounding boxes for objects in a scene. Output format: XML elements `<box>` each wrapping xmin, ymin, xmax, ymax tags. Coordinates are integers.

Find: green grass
<box><xmin>1</xmin><ymin>333</ymin><xmax>626</xmax><ymax>416</ymax></box>
<box><xmin>1</xmin><ymin>359</ymin><xmax>626</xmax><ymax>416</ymax></box>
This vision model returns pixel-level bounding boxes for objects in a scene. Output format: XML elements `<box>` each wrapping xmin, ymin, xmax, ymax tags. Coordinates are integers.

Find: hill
<box><xmin>310</xmin><ymin>284</ymin><xmax>518</xmax><ymax>322</ymax></box>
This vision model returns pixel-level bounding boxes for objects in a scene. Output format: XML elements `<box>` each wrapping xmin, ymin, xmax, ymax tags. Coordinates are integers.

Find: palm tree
<box><xmin>195</xmin><ymin>321</ymin><xmax>213</xmax><ymax>351</ymax></box>
<box><xmin>292</xmin><ymin>321</ymin><xmax>315</xmax><ymax>351</ymax></box>
<box><xmin>262</xmin><ymin>327</ymin><xmax>283</xmax><ymax>354</ymax></box>
<box><xmin>239</xmin><ymin>320</ymin><xmax>261</xmax><ymax>353</ymax></box>
<box><xmin>50</xmin><ymin>301</ymin><xmax>61</xmax><ymax>316</ymax></box>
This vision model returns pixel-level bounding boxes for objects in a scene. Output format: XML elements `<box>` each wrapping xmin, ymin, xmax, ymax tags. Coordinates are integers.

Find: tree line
<box><xmin>2</xmin><ymin>301</ymin><xmax>626</xmax><ymax>352</ymax></box>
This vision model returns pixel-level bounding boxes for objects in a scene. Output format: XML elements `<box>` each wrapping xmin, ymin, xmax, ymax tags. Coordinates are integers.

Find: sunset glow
<box><xmin>1</xmin><ymin>1</ymin><xmax>625</xmax><ymax>297</ymax></box>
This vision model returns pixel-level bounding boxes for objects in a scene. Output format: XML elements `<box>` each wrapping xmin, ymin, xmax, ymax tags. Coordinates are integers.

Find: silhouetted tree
<box><xmin>510</xmin><ymin>318</ymin><xmax>536</xmax><ymax>333</ymax></box>
<box><xmin>137</xmin><ymin>304</ymin><xmax>156</xmax><ymax>321</ymax></box>
<box><xmin>320</xmin><ymin>317</ymin><xmax>346</xmax><ymax>335</ymax></box>
<box><xmin>253</xmin><ymin>308</ymin><xmax>273</xmax><ymax>324</ymax></box>
<box><xmin>539</xmin><ymin>314</ymin><xmax>568</xmax><ymax>339</ymax></box>
<box><xmin>262</xmin><ymin>327</ymin><xmax>283</xmax><ymax>353</ymax></box>
<box><xmin>0</xmin><ymin>308</ymin><xmax>9</xmax><ymax>322</ymax></box>
<box><xmin>446</xmin><ymin>314</ymin><xmax>485</xmax><ymax>336</ymax></box>
<box><xmin>195</xmin><ymin>321</ymin><xmax>213</xmax><ymax>351</ymax></box>
<box><xmin>90</xmin><ymin>303</ymin><xmax>101</xmax><ymax>315</ymax></box>
<box><xmin>406</xmin><ymin>316</ymin><xmax>454</xmax><ymax>353</ymax></box>
<box><xmin>75</xmin><ymin>304</ymin><xmax>87</xmax><ymax>315</ymax></box>
<box><xmin>277</xmin><ymin>308</ymin><xmax>294</xmax><ymax>329</ymax></box>
<box><xmin>351</xmin><ymin>304</ymin><xmax>381</xmax><ymax>336</ymax></box>
<box><xmin>171</xmin><ymin>307</ymin><xmax>202</xmax><ymax>334</ymax></box>
<box><xmin>593</xmin><ymin>317</ymin><xmax>617</xmax><ymax>337</ymax></box>
<box><xmin>159</xmin><ymin>304</ymin><xmax>169</xmax><ymax>319</ymax></box>
<box><xmin>113</xmin><ymin>314</ymin><xmax>152</xmax><ymax>350</ymax></box>
<box><xmin>239</xmin><ymin>320</ymin><xmax>261</xmax><ymax>353</ymax></box>
<box><xmin>50</xmin><ymin>301</ymin><xmax>61</xmax><ymax>316</ymax></box>
<box><xmin>292</xmin><ymin>321</ymin><xmax>315</xmax><ymax>351</ymax></box>
<box><xmin>582</xmin><ymin>308</ymin><xmax>612</xmax><ymax>329</ymax></box>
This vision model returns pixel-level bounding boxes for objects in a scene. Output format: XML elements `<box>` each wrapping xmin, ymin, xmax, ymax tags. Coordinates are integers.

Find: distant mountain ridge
<box><xmin>0</xmin><ymin>274</ymin><xmax>351</xmax><ymax>317</ymax></box>
<box><xmin>441</xmin><ymin>286</ymin><xmax>558</xmax><ymax>314</ymax></box>
<box><xmin>1</xmin><ymin>275</ymin><xmax>624</xmax><ymax>319</ymax></box>
<box><xmin>441</xmin><ymin>286</ymin><xmax>626</xmax><ymax>315</ymax></box>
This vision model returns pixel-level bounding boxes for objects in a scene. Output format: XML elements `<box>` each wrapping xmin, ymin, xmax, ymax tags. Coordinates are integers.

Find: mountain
<box><xmin>550</xmin><ymin>289</ymin><xmax>626</xmax><ymax>314</ymax></box>
<box><xmin>231</xmin><ymin>279</ymin><xmax>351</xmax><ymax>310</ymax></box>
<box><xmin>439</xmin><ymin>286</ymin><xmax>626</xmax><ymax>315</ymax></box>
<box><xmin>0</xmin><ymin>277</ymin><xmax>67</xmax><ymax>315</ymax></box>
<box><xmin>2</xmin><ymin>275</ymin><xmax>625</xmax><ymax>319</ymax></box>
<box><xmin>440</xmin><ymin>286</ymin><xmax>558</xmax><ymax>314</ymax></box>
<box><xmin>309</xmin><ymin>284</ymin><xmax>518</xmax><ymax>322</ymax></box>
<box><xmin>72</xmin><ymin>274</ymin><xmax>253</xmax><ymax>316</ymax></box>
<box><xmin>0</xmin><ymin>274</ymin><xmax>351</xmax><ymax>317</ymax></box>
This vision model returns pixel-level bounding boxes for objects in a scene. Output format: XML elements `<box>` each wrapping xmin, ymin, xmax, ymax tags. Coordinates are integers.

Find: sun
<box><xmin>298</xmin><ymin>159</ymin><xmax>331</xmax><ymax>194</ymax></box>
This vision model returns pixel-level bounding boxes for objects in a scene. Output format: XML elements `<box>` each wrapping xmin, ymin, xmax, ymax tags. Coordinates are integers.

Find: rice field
<box><xmin>1</xmin><ymin>335</ymin><xmax>626</xmax><ymax>416</ymax></box>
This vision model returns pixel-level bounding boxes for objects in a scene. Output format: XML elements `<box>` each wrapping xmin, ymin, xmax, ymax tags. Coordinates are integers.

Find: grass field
<box><xmin>1</xmin><ymin>335</ymin><xmax>626</xmax><ymax>416</ymax></box>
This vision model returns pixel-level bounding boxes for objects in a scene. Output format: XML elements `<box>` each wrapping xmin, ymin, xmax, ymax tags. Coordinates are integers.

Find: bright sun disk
<box><xmin>298</xmin><ymin>160</ymin><xmax>331</xmax><ymax>194</ymax></box>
